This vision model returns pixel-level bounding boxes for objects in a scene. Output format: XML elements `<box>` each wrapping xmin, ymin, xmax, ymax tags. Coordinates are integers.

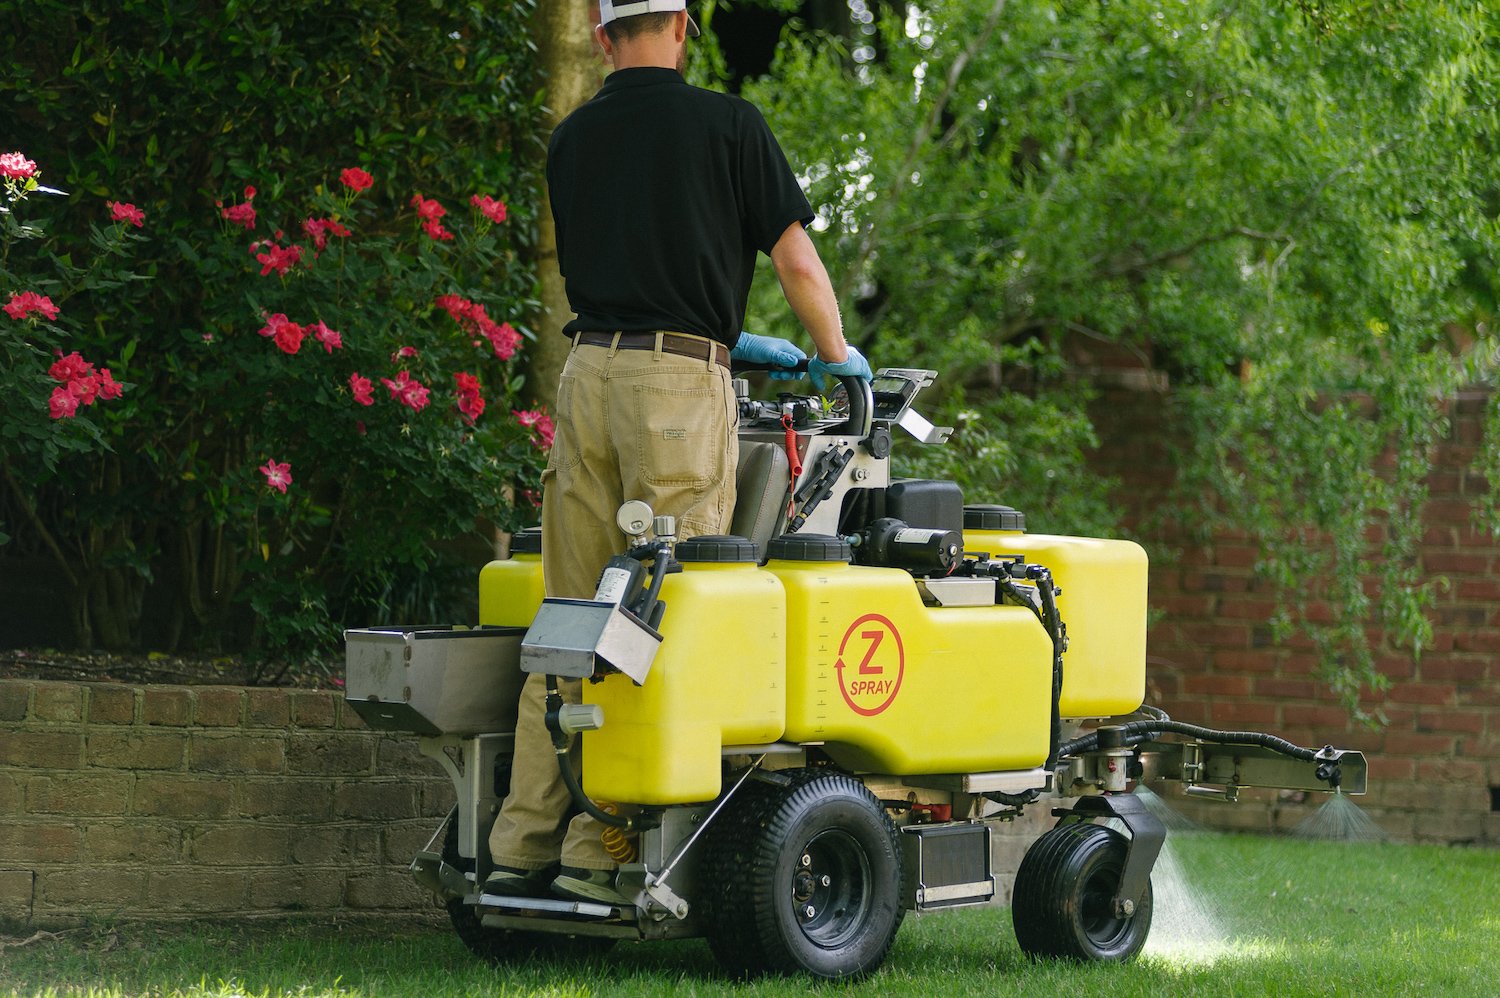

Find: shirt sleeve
<box><xmin>737</xmin><ymin>100</ymin><xmax>815</xmax><ymax>255</ymax></box>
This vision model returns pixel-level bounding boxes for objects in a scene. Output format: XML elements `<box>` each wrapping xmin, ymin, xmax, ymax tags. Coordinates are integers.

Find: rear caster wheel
<box><xmin>1012</xmin><ymin>822</ymin><xmax>1153</xmax><ymax>962</ymax></box>
<box><xmin>701</xmin><ymin>770</ymin><xmax>904</xmax><ymax>980</ymax></box>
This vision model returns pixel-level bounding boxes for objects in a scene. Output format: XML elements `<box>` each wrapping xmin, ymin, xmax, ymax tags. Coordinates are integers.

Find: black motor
<box><xmin>856</xmin><ymin>517</ymin><xmax>963</xmax><ymax>574</ymax></box>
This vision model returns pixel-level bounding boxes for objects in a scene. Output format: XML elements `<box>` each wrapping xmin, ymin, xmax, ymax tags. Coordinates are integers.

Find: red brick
<box><xmin>1156</xmin><ymin>696</ymin><xmax>1209</xmax><ymax>719</ymax></box>
<box><xmin>87</xmin><ymin>684</ymin><xmax>136</xmax><ymax>724</ymax></box>
<box><xmin>1255</xmin><ymin>677</ymin><xmax>1318</xmax><ymax>699</ymax></box>
<box><xmin>1411</xmin><ymin>658</ymin><xmax>1485</xmax><ymax>682</ymax></box>
<box><xmin>32</xmin><ymin>683</ymin><xmax>84</xmax><ymax>722</ymax></box>
<box><xmin>1216</xmin><ymin>598</ymin><xmax>1279</xmax><ymax>621</ymax></box>
<box><xmin>1416</xmin><ymin>707</ymin><xmax>1485</xmax><ymax>735</ymax></box>
<box><xmin>190</xmin><ymin>734</ymin><xmax>285</xmax><ymax>774</ymax></box>
<box><xmin>1452</xmin><ymin>631</ymin><xmax>1500</xmax><ymax>654</ymax></box>
<box><xmin>1181</xmin><ymin>622</ymin><xmax>1252</xmax><ymax>648</ymax></box>
<box><xmin>1436</xmin><ymin>606</ymin><xmax>1491</xmax><ymax>630</ymax></box>
<box><xmin>131</xmin><ymin>776</ymin><xmax>235</xmax><ymax>818</ymax></box>
<box><xmin>194</xmin><ymin>688</ymin><xmax>243</xmax><ymax>727</ymax></box>
<box><xmin>1456</xmin><ymin>578</ymin><xmax>1500</xmax><ymax>602</ymax></box>
<box><xmin>1366</xmin><ymin>756</ymin><xmax>1416</xmax><ymax>780</ymax></box>
<box><xmin>143</xmin><ymin>688</ymin><xmax>193</xmax><ymax>726</ymax></box>
<box><xmin>0</xmin><ymin>869</ymin><xmax>32</xmax><ymax>921</ymax></box>
<box><xmin>1416</xmin><ymin>758</ymin><xmax>1487</xmax><ymax>784</ymax></box>
<box><xmin>1181</xmin><ymin>571</ymin><xmax>1251</xmax><ymax>594</ymax></box>
<box><xmin>85</xmin><ymin>823</ymin><xmax>180</xmax><ymax>863</ymax></box>
<box><xmin>0</xmin><ymin>730</ymin><xmax>83</xmax><ymax>768</ymax></box>
<box><xmin>336</xmin><ymin>698</ymin><xmax>367</xmax><ymax>730</ymax></box>
<box><xmin>1282</xmin><ymin>704</ymin><xmax>1351</xmax><ymax>728</ymax></box>
<box><xmin>1185</xmin><ymin>675</ymin><xmax>1252</xmax><ymax>696</ymax></box>
<box><xmin>1212</xmin><ymin>650</ymin><xmax>1280</xmax><ymax>674</ymax></box>
<box><xmin>23</xmin><ymin>774</ymin><xmax>131</xmax><ymax>816</ymax></box>
<box><xmin>145</xmin><ymin>870</ymin><xmax>248</xmax><ymax>912</ymax></box>
<box><xmin>1384</xmin><ymin>731</ymin><xmax>1459</xmax><ymax>756</ymax></box>
<box><xmin>0</xmin><ymin>823</ymin><xmax>81</xmax><ymax>862</ymax></box>
<box><xmin>246</xmin><ymin>689</ymin><xmax>290</xmax><ymax>727</ymax></box>
<box><xmin>1425</xmin><ymin>499</ymin><xmax>1480</xmax><ymax>528</ymax></box>
<box><xmin>290</xmin><ymin>691</ymin><xmax>337</xmax><ymax>728</ymax></box>
<box><xmin>1460</xmin><ymin>684</ymin><xmax>1500</xmax><ymax>707</ymax></box>
<box><xmin>189</xmin><ymin>825</ymin><xmax>291</xmax><ymax>866</ymax></box>
<box><xmin>1460</xmin><ymin>736</ymin><xmax>1500</xmax><ymax>758</ymax></box>
<box><xmin>1209</xmin><ymin>700</ymin><xmax>1278</xmax><ymax>726</ymax></box>
<box><xmin>1214</xmin><ymin>544</ymin><xmax>1259</xmax><ymax>568</ymax></box>
<box><xmin>0</xmin><ymin>680</ymin><xmax>30</xmax><ymax>722</ymax></box>
<box><xmin>1155</xmin><ymin>594</ymin><xmax>1216</xmax><ymax>618</ymax></box>
<box><xmin>1388</xmin><ymin>682</ymin><xmax>1457</xmax><ymax>706</ymax></box>
<box><xmin>1278</xmin><ymin>654</ymin><xmax>1322</xmax><ymax>676</ymax></box>
<box><xmin>86</xmin><ymin>731</ymin><xmax>186</xmax><ymax>770</ymax></box>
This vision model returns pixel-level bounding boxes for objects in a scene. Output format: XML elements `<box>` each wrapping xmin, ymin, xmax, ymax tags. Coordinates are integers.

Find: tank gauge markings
<box><xmin>834</xmin><ymin>613</ymin><xmax>905</xmax><ymax>716</ymax></box>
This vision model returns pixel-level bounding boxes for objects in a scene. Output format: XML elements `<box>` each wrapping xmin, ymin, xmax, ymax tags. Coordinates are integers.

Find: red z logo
<box><xmin>857</xmin><ymin>630</ymin><xmax>884</xmax><ymax>674</ymax></box>
<box><xmin>836</xmin><ymin>614</ymin><xmax>905</xmax><ymax>717</ymax></box>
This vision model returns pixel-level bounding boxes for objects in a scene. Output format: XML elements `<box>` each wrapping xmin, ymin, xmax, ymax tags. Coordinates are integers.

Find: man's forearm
<box><xmin>771</xmin><ymin>223</ymin><xmax>848</xmax><ymax>363</ymax></box>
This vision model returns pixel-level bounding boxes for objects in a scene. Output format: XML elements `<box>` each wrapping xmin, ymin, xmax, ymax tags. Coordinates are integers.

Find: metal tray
<box><xmin>344</xmin><ymin>625</ymin><xmax>526</xmax><ymax>735</ymax></box>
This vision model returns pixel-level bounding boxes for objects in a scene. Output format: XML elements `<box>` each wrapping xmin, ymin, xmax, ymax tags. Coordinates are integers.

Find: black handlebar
<box><xmin>730</xmin><ymin>361</ymin><xmax>873</xmax><ymax>439</ymax></box>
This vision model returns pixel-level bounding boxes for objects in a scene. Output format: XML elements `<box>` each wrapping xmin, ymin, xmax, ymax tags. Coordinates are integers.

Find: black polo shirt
<box><xmin>547</xmin><ymin>67</ymin><xmax>815</xmax><ymax>349</ymax></box>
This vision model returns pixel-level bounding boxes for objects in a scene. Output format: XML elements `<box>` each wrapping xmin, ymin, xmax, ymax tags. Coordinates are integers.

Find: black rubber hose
<box><xmin>1035</xmin><ymin>568</ymin><xmax>1065</xmax><ymax>772</ymax></box>
<box><xmin>1057</xmin><ymin>718</ymin><xmax>1319</xmax><ymax>762</ymax></box>
<box><xmin>544</xmin><ymin>674</ymin><xmax>633</xmax><ymax>830</ymax></box>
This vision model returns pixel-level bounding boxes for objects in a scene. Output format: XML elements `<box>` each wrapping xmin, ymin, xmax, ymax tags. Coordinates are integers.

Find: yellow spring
<box><xmin>597</xmin><ymin>802</ymin><xmax>638</xmax><ymax>864</ymax></box>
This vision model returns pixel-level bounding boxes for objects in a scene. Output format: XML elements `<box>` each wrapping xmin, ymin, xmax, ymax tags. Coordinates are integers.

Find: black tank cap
<box><xmin>963</xmin><ymin>504</ymin><xmax>1026</xmax><ymax>532</ymax></box>
<box><xmin>510</xmin><ymin>526</ymin><xmax>543</xmax><ymax>554</ymax></box>
<box><xmin>766</xmin><ymin>533</ymin><xmax>852</xmax><ymax>562</ymax></box>
<box><xmin>674</xmin><ymin>535</ymin><xmax>759</xmax><ymax>563</ymax></box>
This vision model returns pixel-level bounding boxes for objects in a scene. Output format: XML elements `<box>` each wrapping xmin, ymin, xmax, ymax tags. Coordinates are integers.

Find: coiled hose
<box><xmin>1057</xmin><ymin>715</ymin><xmax>1319</xmax><ymax>761</ymax></box>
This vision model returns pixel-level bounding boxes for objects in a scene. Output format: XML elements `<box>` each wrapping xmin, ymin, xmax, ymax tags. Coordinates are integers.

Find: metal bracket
<box><xmin>639</xmin><ymin>753</ymin><xmax>769</xmax><ymax>920</ymax></box>
<box><xmin>1053</xmin><ymin>793</ymin><xmax>1165</xmax><ymax>918</ymax></box>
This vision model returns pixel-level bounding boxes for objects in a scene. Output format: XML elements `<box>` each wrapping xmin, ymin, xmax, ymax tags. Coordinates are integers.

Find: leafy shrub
<box><xmin>0</xmin><ymin>1</ymin><xmax>544</xmax><ymax>661</ymax></box>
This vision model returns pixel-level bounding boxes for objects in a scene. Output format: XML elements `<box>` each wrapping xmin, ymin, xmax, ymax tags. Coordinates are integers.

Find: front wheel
<box><xmin>702</xmin><ymin>770</ymin><xmax>904</xmax><ymax>980</ymax></box>
<box><xmin>1011</xmin><ymin>821</ymin><xmax>1153</xmax><ymax>962</ymax></box>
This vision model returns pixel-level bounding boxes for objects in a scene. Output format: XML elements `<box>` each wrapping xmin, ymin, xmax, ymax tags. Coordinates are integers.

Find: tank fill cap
<box><xmin>510</xmin><ymin>526</ymin><xmax>543</xmax><ymax>554</ymax></box>
<box><xmin>674</xmin><ymin>535</ymin><xmax>759</xmax><ymax>563</ymax></box>
<box><xmin>963</xmin><ymin>504</ymin><xmax>1026</xmax><ymax>532</ymax></box>
<box><xmin>767</xmin><ymin>533</ymin><xmax>852</xmax><ymax>562</ymax></box>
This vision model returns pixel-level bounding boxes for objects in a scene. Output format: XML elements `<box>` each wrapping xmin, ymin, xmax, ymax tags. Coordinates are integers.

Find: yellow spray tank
<box><xmin>478</xmin><ymin>527</ymin><xmax>546</xmax><ymax>628</ymax></box>
<box><xmin>961</xmin><ymin>505</ymin><xmax>1148</xmax><ymax>718</ymax></box>
<box><xmin>765</xmin><ymin>533</ymin><xmax>1055</xmax><ymax>775</ymax></box>
<box><xmin>582</xmin><ymin>536</ymin><xmax>787</xmax><ymax>805</ymax></box>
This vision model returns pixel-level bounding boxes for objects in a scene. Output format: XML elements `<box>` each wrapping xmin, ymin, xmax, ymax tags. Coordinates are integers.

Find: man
<box><xmin>486</xmin><ymin>0</ymin><xmax>871</xmax><ymax>905</ymax></box>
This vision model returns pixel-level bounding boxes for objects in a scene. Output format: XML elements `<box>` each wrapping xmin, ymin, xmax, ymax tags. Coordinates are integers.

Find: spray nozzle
<box><xmin>1314</xmin><ymin>744</ymin><xmax>1344</xmax><ymax>791</ymax></box>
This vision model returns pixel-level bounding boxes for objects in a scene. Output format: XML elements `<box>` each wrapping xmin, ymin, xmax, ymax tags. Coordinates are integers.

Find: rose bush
<box><xmin>1</xmin><ymin>1</ymin><xmax>542</xmax><ymax>664</ymax></box>
<box><xmin>1</xmin><ymin>152</ymin><xmax>141</xmax><ymax>473</ymax></box>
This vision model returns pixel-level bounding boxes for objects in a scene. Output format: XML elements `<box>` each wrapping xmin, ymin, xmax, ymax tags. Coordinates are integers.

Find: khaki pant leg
<box><xmin>558</xmin><ymin>345</ymin><xmax>738</xmax><ymax>870</ymax></box>
<box><xmin>488</xmin><ymin>351</ymin><xmax>616</xmax><ymax>870</ymax></box>
<box><xmin>485</xmin><ymin>671</ymin><xmax>579</xmax><ymax>870</ymax></box>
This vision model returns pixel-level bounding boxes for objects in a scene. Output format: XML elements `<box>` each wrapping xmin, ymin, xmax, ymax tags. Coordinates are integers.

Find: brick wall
<box><xmin>0</xmin><ymin>679</ymin><xmax>453</xmax><ymax>926</ymax></box>
<box><xmin>1092</xmin><ymin>388</ymin><xmax>1500</xmax><ymax>845</ymax></box>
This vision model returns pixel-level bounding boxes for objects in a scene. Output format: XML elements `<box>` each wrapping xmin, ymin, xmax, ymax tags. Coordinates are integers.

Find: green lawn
<box><xmin>4</xmin><ymin>831</ymin><xmax>1495</xmax><ymax>997</ymax></box>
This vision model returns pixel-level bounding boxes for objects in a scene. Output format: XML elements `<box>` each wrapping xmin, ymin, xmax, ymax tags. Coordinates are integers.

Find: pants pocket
<box><xmin>632</xmin><ymin>382</ymin><xmax>728</xmax><ymax>489</ymax></box>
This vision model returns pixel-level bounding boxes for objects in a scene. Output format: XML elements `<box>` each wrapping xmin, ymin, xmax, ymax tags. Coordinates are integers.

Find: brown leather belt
<box><xmin>574</xmin><ymin>331</ymin><xmax>729</xmax><ymax>368</ymax></box>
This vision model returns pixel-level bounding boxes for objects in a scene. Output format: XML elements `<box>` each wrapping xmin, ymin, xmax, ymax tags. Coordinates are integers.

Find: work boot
<box><xmin>550</xmin><ymin>866</ymin><xmax>631</xmax><ymax>906</ymax></box>
<box><xmin>481</xmin><ymin>864</ymin><xmax>554</xmax><ymax>898</ymax></box>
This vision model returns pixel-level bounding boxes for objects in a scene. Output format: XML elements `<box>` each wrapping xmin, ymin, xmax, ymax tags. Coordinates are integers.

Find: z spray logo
<box><xmin>834</xmin><ymin>613</ymin><xmax>905</xmax><ymax>716</ymax></box>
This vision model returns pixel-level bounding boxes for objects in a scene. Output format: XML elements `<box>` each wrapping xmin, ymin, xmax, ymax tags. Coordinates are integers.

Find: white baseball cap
<box><xmin>599</xmin><ymin>0</ymin><xmax>700</xmax><ymax>38</ymax></box>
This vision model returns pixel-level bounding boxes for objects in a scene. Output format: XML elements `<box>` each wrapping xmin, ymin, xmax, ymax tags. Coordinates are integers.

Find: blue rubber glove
<box><xmin>731</xmin><ymin>332</ymin><xmax>807</xmax><ymax>380</ymax></box>
<box><xmin>808</xmin><ymin>345</ymin><xmax>873</xmax><ymax>391</ymax></box>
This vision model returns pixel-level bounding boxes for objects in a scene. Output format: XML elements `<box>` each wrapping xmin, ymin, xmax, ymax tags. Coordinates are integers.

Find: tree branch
<box><xmin>2</xmin><ymin>465</ymin><xmax>79</xmax><ymax>589</ymax></box>
<box><xmin>836</xmin><ymin>0</ymin><xmax>1010</xmax><ymax>314</ymax></box>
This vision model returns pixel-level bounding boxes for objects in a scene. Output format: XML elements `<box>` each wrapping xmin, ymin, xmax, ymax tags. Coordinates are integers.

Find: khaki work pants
<box><xmin>488</xmin><ymin>334</ymin><xmax>738</xmax><ymax>871</ymax></box>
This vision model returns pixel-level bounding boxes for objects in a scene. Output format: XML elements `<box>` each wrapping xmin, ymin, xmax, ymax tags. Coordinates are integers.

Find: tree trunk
<box><xmin>526</xmin><ymin>0</ymin><xmax>609</xmax><ymax>409</ymax></box>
